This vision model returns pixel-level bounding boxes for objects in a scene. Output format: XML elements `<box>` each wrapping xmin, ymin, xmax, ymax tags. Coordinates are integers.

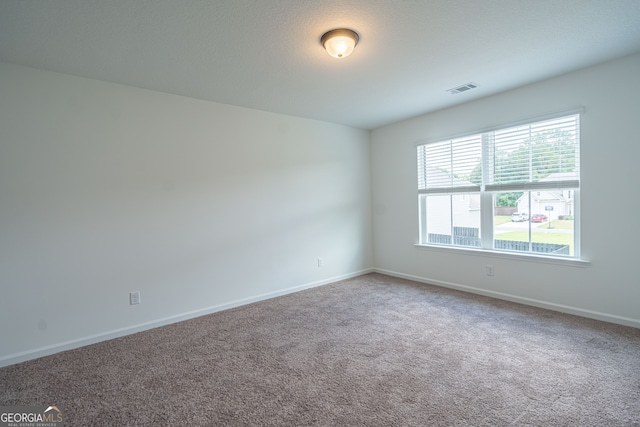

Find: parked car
<box><xmin>511</xmin><ymin>212</ymin><xmax>529</xmax><ymax>222</ymax></box>
<box><xmin>531</xmin><ymin>214</ymin><xmax>548</xmax><ymax>223</ymax></box>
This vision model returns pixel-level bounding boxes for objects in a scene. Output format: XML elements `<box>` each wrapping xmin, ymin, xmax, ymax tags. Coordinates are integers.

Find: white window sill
<box><xmin>414</xmin><ymin>244</ymin><xmax>590</xmax><ymax>267</ymax></box>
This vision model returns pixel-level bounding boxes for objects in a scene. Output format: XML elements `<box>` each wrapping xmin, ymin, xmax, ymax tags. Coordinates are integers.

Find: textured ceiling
<box><xmin>2</xmin><ymin>0</ymin><xmax>640</xmax><ymax>130</ymax></box>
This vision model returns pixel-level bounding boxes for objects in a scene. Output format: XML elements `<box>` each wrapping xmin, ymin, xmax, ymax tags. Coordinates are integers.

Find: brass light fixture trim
<box><xmin>321</xmin><ymin>28</ymin><xmax>360</xmax><ymax>59</ymax></box>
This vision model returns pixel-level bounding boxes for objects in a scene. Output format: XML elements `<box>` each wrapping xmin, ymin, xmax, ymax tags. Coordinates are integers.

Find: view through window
<box><xmin>417</xmin><ymin>113</ymin><xmax>580</xmax><ymax>258</ymax></box>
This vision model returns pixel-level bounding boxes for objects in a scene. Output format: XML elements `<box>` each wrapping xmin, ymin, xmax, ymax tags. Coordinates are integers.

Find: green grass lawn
<box><xmin>491</xmin><ymin>217</ymin><xmax>575</xmax><ymax>254</ymax></box>
<box><xmin>496</xmin><ymin>231</ymin><xmax>574</xmax><ymax>255</ymax></box>
<box><xmin>495</xmin><ymin>216</ymin><xmax>574</xmax><ymax>229</ymax></box>
<box><xmin>537</xmin><ymin>219</ymin><xmax>574</xmax><ymax>230</ymax></box>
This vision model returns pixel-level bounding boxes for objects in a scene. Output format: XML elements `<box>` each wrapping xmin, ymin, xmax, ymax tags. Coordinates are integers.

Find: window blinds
<box><xmin>417</xmin><ymin>134</ymin><xmax>482</xmax><ymax>194</ymax></box>
<box><xmin>485</xmin><ymin>114</ymin><xmax>580</xmax><ymax>192</ymax></box>
<box><xmin>417</xmin><ymin>113</ymin><xmax>580</xmax><ymax>193</ymax></box>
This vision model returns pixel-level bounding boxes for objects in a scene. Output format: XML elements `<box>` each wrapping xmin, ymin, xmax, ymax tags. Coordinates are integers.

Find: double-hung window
<box><xmin>417</xmin><ymin>112</ymin><xmax>580</xmax><ymax>258</ymax></box>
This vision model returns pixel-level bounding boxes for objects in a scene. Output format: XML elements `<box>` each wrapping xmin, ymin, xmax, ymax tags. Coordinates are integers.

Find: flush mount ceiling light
<box><xmin>321</xmin><ymin>28</ymin><xmax>359</xmax><ymax>59</ymax></box>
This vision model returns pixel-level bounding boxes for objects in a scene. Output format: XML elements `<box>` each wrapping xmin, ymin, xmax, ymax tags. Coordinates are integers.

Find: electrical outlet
<box><xmin>318</xmin><ymin>257</ymin><xmax>324</xmax><ymax>267</ymax></box>
<box><xmin>485</xmin><ymin>265</ymin><xmax>494</xmax><ymax>276</ymax></box>
<box><xmin>130</xmin><ymin>291</ymin><xmax>141</xmax><ymax>305</ymax></box>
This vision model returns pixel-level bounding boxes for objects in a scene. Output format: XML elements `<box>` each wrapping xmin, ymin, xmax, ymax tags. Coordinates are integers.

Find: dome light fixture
<box><xmin>321</xmin><ymin>28</ymin><xmax>359</xmax><ymax>59</ymax></box>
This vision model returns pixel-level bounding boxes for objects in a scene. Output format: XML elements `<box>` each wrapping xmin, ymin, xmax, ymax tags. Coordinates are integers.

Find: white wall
<box><xmin>0</xmin><ymin>62</ymin><xmax>372</xmax><ymax>365</ymax></box>
<box><xmin>371</xmin><ymin>53</ymin><xmax>640</xmax><ymax>327</ymax></box>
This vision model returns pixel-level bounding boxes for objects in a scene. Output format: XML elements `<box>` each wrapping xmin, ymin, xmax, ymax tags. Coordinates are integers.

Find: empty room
<box><xmin>1</xmin><ymin>1</ymin><xmax>640</xmax><ymax>425</ymax></box>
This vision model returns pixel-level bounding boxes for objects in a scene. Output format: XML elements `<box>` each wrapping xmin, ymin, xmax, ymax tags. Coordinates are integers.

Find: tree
<box><xmin>495</xmin><ymin>192</ymin><xmax>522</xmax><ymax>207</ymax></box>
<box><xmin>468</xmin><ymin>128</ymin><xmax>577</xmax><ymax>207</ymax></box>
<box><xmin>495</xmin><ymin>128</ymin><xmax>576</xmax><ymax>184</ymax></box>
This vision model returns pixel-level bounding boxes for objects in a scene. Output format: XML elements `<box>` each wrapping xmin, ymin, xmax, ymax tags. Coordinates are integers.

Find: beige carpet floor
<box><xmin>1</xmin><ymin>273</ymin><xmax>639</xmax><ymax>426</ymax></box>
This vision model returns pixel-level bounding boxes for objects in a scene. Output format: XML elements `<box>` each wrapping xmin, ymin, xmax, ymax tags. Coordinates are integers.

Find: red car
<box><xmin>531</xmin><ymin>214</ymin><xmax>548</xmax><ymax>223</ymax></box>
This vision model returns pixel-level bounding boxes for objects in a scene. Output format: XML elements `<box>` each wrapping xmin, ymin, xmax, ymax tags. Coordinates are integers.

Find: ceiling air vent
<box><xmin>447</xmin><ymin>82</ymin><xmax>479</xmax><ymax>95</ymax></box>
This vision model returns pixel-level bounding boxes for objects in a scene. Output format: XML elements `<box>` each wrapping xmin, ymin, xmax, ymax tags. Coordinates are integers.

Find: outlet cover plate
<box><xmin>130</xmin><ymin>291</ymin><xmax>141</xmax><ymax>305</ymax></box>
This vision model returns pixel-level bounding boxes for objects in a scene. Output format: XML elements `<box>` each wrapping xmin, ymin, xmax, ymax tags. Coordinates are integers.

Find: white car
<box><xmin>511</xmin><ymin>212</ymin><xmax>529</xmax><ymax>222</ymax></box>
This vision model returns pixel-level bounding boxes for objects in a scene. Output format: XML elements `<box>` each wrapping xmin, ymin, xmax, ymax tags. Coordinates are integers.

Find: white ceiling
<box><xmin>2</xmin><ymin>1</ymin><xmax>640</xmax><ymax>130</ymax></box>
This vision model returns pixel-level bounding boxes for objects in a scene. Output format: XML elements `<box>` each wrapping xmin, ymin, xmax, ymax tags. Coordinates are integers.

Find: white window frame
<box><xmin>416</xmin><ymin>108</ymin><xmax>585</xmax><ymax>262</ymax></box>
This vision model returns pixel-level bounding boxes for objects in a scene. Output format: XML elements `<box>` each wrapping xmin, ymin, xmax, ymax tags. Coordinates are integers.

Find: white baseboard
<box><xmin>373</xmin><ymin>268</ymin><xmax>640</xmax><ymax>329</ymax></box>
<box><xmin>0</xmin><ymin>268</ymin><xmax>374</xmax><ymax>368</ymax></box>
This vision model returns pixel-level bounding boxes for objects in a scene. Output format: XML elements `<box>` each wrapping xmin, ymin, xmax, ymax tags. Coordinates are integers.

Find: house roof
<box><xmin>511</xmin><ymin>173</ymin><xmax>578</xmax><ymax>203</ymax></box>
<box><xmin>1</xmin><ymin>1</ymin><xmax>640</xmax><ymax>130</ymax></box>
<box><xmin>539</xmin><ymin>172</ymin><xmax>580</xmax><ymax>182</ymax></box>
<box><xmin>423</xmin><ymin>167</ymin><xmax>476</xmax><ymax>189</ymax></box>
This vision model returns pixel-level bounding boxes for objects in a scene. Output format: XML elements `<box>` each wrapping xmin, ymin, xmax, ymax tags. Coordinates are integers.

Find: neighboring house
<box><xmin>424</xmin><ymin>167</ymin><xmax>480</xmax><ymax>235</ymax></box>
<box><xmin>516</xmin><ymin>172</ymin><xmax>576</xmax><ymax>219</ymax></box>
